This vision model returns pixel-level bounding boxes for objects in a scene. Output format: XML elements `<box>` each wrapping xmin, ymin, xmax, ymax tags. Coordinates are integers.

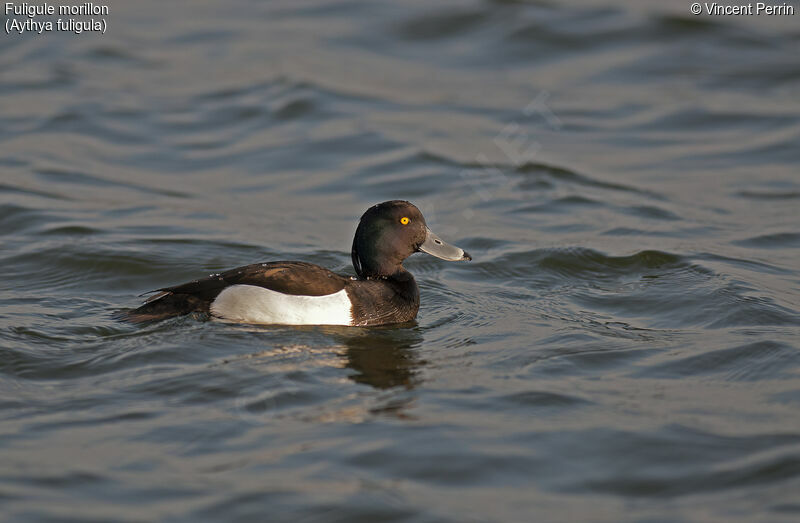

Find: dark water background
<box><xmin>2</xmin><ymin>1</ymin><xmax>800</xmax><ymax>521</ymax></box>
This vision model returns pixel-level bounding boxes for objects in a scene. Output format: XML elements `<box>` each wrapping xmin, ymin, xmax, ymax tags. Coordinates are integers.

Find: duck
<box><xmin>124</xmin><ymin>200</ymin><xmax>471</xmax><ymax>326</ymax></box>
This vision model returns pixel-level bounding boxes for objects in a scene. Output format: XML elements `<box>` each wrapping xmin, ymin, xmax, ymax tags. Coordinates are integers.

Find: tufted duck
<box><xmin>124</xmin><ymin>200</ymin><xmax>471</xmax><ymax>326</ymax></box>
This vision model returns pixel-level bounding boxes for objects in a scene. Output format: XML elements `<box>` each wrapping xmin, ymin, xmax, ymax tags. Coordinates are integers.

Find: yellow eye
<box><xmin>400</xmin><ymin>217</ymin><xmax>410</xmax><ymax>225</ymax></box>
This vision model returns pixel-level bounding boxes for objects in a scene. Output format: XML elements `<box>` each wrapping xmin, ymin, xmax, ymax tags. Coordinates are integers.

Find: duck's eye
<box><xmin>400</xmin><ymin>217</ymin><xmax>410</xmax><ymax>225</ymax></box>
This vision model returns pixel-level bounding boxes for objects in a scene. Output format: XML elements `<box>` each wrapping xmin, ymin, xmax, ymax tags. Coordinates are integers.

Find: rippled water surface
<box><xmin>2</xmin><ymin>1</ymin><xmax>800</xmax><ymax>521</ymax></box>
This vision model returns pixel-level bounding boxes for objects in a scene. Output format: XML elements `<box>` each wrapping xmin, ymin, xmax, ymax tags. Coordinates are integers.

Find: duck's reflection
<box><xmin>327</xmin><ymin>325</ymin><xmax>424</xmax><ymax>390</ymax></box>
<box><xmin>227</xmin><ymin>324</ymin><xmax>425</xmax><ymax>422</ymax></box>
<box><xmin>331</xmin><ymin>325</ymin><xmax>424</xmax><ymax>419</ymax></box>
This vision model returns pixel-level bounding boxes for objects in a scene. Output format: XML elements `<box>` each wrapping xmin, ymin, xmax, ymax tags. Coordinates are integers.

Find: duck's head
<box><xmin>351</xmin><ymin>200</ymin><xmax>472</xmax><ymax>278</ymax></box>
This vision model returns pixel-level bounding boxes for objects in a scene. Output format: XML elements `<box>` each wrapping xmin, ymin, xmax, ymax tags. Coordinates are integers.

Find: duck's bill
<box><xmin>419</xmin><ymin>227</ymin><xmax>472</xmax><ymax>261</ymax></box>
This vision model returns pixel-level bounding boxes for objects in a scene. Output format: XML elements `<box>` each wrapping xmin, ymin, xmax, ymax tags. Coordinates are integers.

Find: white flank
<box><xmin>209</xmin><ymin>285</ymin><xmax>353</xmax><ymax>326</ymax></box>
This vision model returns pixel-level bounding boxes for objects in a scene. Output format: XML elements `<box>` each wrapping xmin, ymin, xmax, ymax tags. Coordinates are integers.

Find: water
<box><xmin>2</xmin><ymin>1</ymin><xmax>799</xmax><ymax>521</ymax></box>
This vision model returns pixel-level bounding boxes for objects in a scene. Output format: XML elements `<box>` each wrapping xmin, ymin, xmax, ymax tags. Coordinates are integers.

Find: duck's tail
<box><xmin>115</xmin><ymin>292</ymin><xmax>210</xmax><ymax>323</ymax></box>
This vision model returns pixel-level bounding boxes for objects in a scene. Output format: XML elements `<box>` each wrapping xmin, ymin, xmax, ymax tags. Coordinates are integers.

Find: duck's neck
<box><xmin>387</xmin><ymin>268</ymin><xmax>419</xmax><ymax>305</ymax></box>
<box><xmin>360</xmin><ymin>264</ymin><xmax>414</xmax><ymax>292</ymax></box>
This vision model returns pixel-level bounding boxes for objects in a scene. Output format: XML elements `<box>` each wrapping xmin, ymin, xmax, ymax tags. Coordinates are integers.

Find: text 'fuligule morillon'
<box><xmin>4</xmin><ymin>2</ymin><xmax>109</xmax><ymax>17</ymax></box>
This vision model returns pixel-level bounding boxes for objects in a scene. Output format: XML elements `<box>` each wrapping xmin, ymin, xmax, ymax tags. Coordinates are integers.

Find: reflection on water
<box><xmin>1</xmin><ymin>0</ymin><xmax>799</xmax><ymax>521</ymax></box>
<box><xmin>336</xmin><ymin>328</ymin><xmax>423</xmax><ymax>390</ymax></box>
<box><xmin>223</xmin><ymin>326</ymin><xmax>424</xmax><ymax>423</ymax></box>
